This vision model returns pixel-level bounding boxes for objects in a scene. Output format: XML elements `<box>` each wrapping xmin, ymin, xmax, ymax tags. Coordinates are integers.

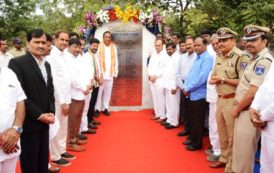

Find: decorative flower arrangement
<box><xmin>84</xmin><ymin>4</ymin><xmax>165</xmax><ymax>28</ymax></box>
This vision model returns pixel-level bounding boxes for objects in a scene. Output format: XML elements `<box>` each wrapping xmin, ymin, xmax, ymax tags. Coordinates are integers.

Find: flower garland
<box><xmin>79</xmin><ymin>5</ymin><xmax>165</xmax><ymax>30</ymax></box>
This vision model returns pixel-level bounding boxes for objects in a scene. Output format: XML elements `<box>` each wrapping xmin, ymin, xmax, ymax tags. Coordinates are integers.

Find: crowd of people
<box><xmin>0</xmin><ymin>23</ymin><xmax>273</xmax><ymax>173</ymax></box>
<box><xmin>0</xmin><ymin>29</ymin><xmax>118</xmax><ymax>173</ymax></box>
<box><xmin>147</xmin><ymin>25</ymin><xmax>274</xmax><ymax>173</ymax></box>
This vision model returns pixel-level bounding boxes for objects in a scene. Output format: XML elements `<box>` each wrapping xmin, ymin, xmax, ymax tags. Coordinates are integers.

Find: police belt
<box><xmin>218</xmin><ymin>93</ymin><xmax>235</xmax><ymax>99</ymax></box>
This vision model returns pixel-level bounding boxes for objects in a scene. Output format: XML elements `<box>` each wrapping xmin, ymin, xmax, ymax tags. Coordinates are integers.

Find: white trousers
<box><xmin>150</xmin><ymin>84</ymin><xmax>166</xmax><ymax>119</ymax></box>
<box><xmin>208</xmin><ymin>102</ymin><xmax>221</xmax><ymax>155</ymax></box>
<box><xmin>80</xmin><ymin>93</ymin><xmax>92</xmax><ymax>132</ymax></box>
<box><xmin>165</xmin><ymin>88</ymin><xmax>180</xmax><ymax>126</ymax></box>
<box><xmin>50</xmin><ymin>104</ymin><xmax>68</xmax><ymax>161</ymax></box>
<box><xmin>95</xmin><ymin>79</ymin><xmax>113</xmax><ymax>111</ymax></box>
<box><xmin>0</xmin><ymin>156</ymin><xmax>18</xmax><ymax>173</ymax></box>
<box><xmin>261</xmin><ymin>132</ymin><xmax>274</xmax><ymax>173</ymax></box>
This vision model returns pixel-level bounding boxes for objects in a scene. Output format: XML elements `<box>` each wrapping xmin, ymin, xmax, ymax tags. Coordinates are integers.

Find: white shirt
<box><xmin>101</xmin><ymin>45</ymin><xmax>118</xmax><ymax>80</ymax></box>
<box><xmin>65</xmin><ymin>51</ymin><xmax>91</xmax><ymax>100</ymax></box>
<box><xmin>0</xmin><ymin>52</ymin><xmax>14</xmax><ymax>67</ymax></box>
<box><xmin>47</xmin><ymin>46</ymin><xmax>71</xmax><ymax>105</ymax></box>
<box><xmin>0</xmin><ymin>66</ymin><xmax>26</xmax><ymax>161</ymax></box>
<box><xmin>207</xmin><ymin>44</ymin><xmax>215</xmax><ymax>58</ymax></box>
<box><xmin>147</xmin><ymin>49</ymin><xmax>167</xmax><ymax>86</ymax></box>
<box><xmin>83</xmin><ymin>51</ymin><xmax>101</xmax><ymax>87</ymax></box>
<box><xmin>160</xmin><ymin>51</ymin><xmax>180</xmax><ymax>90</ymax></box>
<box><xmin>207</xmin><ymin>50</ymin><xmax>218</xmax><ymax>103</ymax></box>
<box><xmin>177</xmin><ymin>52</ymin><xmax>197</xmax><ymax>89</ymax></box>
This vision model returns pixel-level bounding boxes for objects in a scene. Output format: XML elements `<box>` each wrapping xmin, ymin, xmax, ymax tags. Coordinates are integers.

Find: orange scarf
<box><xmin>98</xmin><ymin>42</ymin><xmax>116</xmax><ymax>76</ymax></box>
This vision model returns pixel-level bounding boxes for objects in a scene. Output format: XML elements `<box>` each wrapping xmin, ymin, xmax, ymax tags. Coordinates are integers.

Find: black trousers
<box><xmin>189</xmin><ymin>98</ymin><xmax>208</xmax><ymax>148</ymax></box>
<box><xmin>87</xmin><ymin>87</ymin><xmax>99</xmax><ymax>124</ymax></box>
<box><xmin>180</xmin><ymin>92</ymin><xmax>191</xmax><ymax>133</ymax></box>
<box><xmin>20</xmin><ymin>129</ymin><xmax>49</xmax><ymax>173</ymax></box>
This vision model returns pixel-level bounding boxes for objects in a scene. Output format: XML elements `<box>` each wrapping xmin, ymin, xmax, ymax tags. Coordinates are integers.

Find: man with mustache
<box><xmin>232</xmin><ymin>25</ymin><xmax>273</xmax><ymax>173</ymax></box>
<box><xmin>209</xmin><ymin>27</ymin><xmax>249</xmax><ymax>172</ymax></box>
<box><xmin>8</xmin><ymin>28</ymin><xmax>55</xmax><ymax>173</ymax></box>
<box><xmin>81</xmin><ymin>38</ymin><xmax>102</xmax><ymax>134</ymax></box>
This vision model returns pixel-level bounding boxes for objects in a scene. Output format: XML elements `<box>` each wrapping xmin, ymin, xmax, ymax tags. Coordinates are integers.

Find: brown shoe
<box><xmin>209</xmin><ymin>161</ymin><xmax>226</xmax><ymax>168</ymax></box>
<box><xmin>67</xmin><ymin>144</ymin><xmax>86</xmax><ymax>152</ymax></box>
<box><xmin>151</xmin><ymin>117</ymin><xmax>159</xmax><ymax>120</ymax></box>
<box><xmin>77</xmin><ymin>139</ymin><xmax>88</xmax><ymax>145</ymax></box>
<box><xmin>48</xmin><ymin>166</ymin><xmax>60</xmax><ymax>173</ymax></box>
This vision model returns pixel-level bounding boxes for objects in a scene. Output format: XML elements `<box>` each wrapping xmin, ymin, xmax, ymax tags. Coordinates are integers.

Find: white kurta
<box><xmin>80</xmin><ymin>51</ymin><xmax>96</xmax><ymax>132</ymax></box>
<box><xmin>95</xmin><ymin>44</ymin><xmax>118</xmax><ymax>111</ymax></box>
<box><xmin>47</xmin><ymin>46</ymin><xmax>71</xmax><ymax>161</ymax></box>
<box><xmin>251</xmin><ymin>61</ymin><xmax>274</xmax><ymax>173</ymax></box>
<box><xmin>0</xmin><ymin>66</ymin><xmax>26</xmax><ymax>162</ymax></box>
<box><xmin>147</xmin><ymin>49</ymin><xmax>167</xmax><ymax>119</ymax></box>
<box><xmin>160</xmin><ymin>52</ymin><xmax>180</xmax><ymax>126</ymax></box>
<box><xmin>0</xmin><ymin>52</ymin><xmax>14</xmax><ymax>67</ymax></box>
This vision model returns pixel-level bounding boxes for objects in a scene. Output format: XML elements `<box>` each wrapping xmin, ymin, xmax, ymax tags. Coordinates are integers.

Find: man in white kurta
<box><xmin>46</xmin><ymin>32</ymin><xmax>74</xmax><ymax>166</ymax></box>
<box><xmin>0</xmin><ymin>65</ymin><xmax>26</xmax><ymax>173</ymax></box>
<box><xmin>206</xmin><ymin>34</ymin><xmax>221</xmax><ymax>161</ymax></box>
<box><xmin>95</xmin><ymin>31</ymin><xmax>118</xmax><ymax>116</ymax></box>
<box><xmin>0</xmin><ymin>40</ymin><xmax>14</xmax><ymax>67</ymax></box>
<box><xmin>148</xmin><ymin>39</ymin><xmax>167</xmax><ymax>121</ymax></box>
<box><xmin>250</xmin><ymin>61</ymin><xmax>274</xmax><ymax>173</ymax></box>
<box><xmin>65</xmin><ymin>38</ymin><xmax>93</xmax><ymax>152</ymax></box>
<box><xmin>160</xmin><ymin>42</ymin><xmax>180</xmax><ymax>129</ymax></box>
<box><xmin>80</xmin><ymin>40</ymin><xmax>96</xmax><ymax>134</ymax></box>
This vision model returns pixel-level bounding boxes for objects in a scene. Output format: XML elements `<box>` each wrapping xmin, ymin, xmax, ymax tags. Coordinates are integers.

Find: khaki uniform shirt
<box><xmin>8</xmin><ymin>47</ymin><xmax>26</xmax><ymax>58</ymax></box>
<box><xmin>235</xmin><ymin>48</ymin><xmax>273</xmax><ymax>102</ymax></box>
<box><xmin>212</xmin><ymin>47</ymin><xmax>249</xmax><ymax>95</ymax></box>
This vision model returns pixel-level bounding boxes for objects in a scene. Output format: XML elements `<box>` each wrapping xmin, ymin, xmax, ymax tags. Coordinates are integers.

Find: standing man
<box><xmin>95</xmin><ymin>31</ymin><xmax>118</xmax><ymax>116</ymax></box>
<box><xmin>9</xmin><ymin>38</ymin><xmax>26</xmax><ymax>58</ymax></box>
<box><xmin>8</xmin><ymin>28</ymin><xmax>55</xmax><ymax>173</ymax></box>
<box><xmin>177</xmin><ymin>37</ymin><xmax>197</xmax><ymax>137</ymax></box>
<box><xmin>148</xmin><ymin>39</ymin><xmax>167</xmax><ymax>122</ymax></box>
<box><xmin>65</xmin><ymin>38</ymin><xmax>93</xmax><ymax>152</ymax></box>
<box><xmin>47</xmin><ymin>31</ymin><xmax>74</xmax><ymax>166</ymax></box>
<box><xmin>182</xmin><ymin>37</ymin><xmax>213</xmax><ymax>151</ymax></box>
<box><xmin>171</xmin><ymin>33</ymin><xmax>180</xmax><ymax>52</ymax></box>
<box><xmin>232</xmin><ymin>25</ymin><xmax>272</xmax><ymax>173</ymax></box>
<box><xmin>250</xmin><ymin>60</ymin><xmax>274</xmax><ymax>173</ymax></box>
<box><xmin>0</xmin><ymin>38</ymin><xmax>14</xmax><ymax>66</ymax></box>
<box><xmin>160</xmin><ymin>42</ymin><xmax>180</xmax><ymax>129</ymax></box>
<box><xmin>0</xmin><ymin>65</ymin><xmax>26</xmax><ymax>173</ymax></box>
<box><xmin>205</xmin><ymin>34</ymin><xmax>221</xmax><ymax>162</ymax></box>
<box><xmin>86</xmin><ymin>38</ymin><xmax>103</xmax><ymax>130</ymax></box>
<box><xmin>209</xmin><ymin>28</ymin><xmax>249</xmax><ymax>172</ymax></box>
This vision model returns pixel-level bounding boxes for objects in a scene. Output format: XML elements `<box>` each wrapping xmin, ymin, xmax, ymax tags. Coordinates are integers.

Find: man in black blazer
<box><xmin>8</xmin><ymin>29</ymin><xmax>55</xmax><ymax>173</ymax></box>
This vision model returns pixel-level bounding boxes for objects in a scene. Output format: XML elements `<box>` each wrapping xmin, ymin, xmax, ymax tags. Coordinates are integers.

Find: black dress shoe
<box><xmin>94</xmin><ymin>110</ymin><xmax>100</xmax><ymax>117</ymax></box>
<box><xmin>88</xmin><ymin>123</ymin><xmax>98</xmax><ymax>129</ymax></box>
<box><xmin>78</xmin><ymin>133</ymin><xmax>88</xmax><ymax>140</ymax></box>
<box><xmin>164</xmin><ymin>123</ymin><xmax>177</xmax><ymax>129</ymax></box>
<box><xmin>92</xmin><ymin>120</ymin><xmax>101</xmax><ymax>125</ymax></box>
<box><xmin>82</xmin><ymin>129</ymin><xmax>96</xmax><ymax>134</ymax></box>
<box><xmin>177</xmin><ymin>130</ymin><xmax>189</xmax><ymax>136</ymax></box>
<box><xmin>185</xmin><ymin>145</ymin><xmax>202</xmax><ymax>151</ymax></box>
<box><xmin>160</xmin><ymin>121</ymin><xmax>168</xmax><ymax>126</ymax></box>
<box><xmin>182</xmin><ymin>140</ymin><xmax>192</xmax><ymax>145</ymax></box>
<box><xmin>103</xmin><ymin>109</ymin><xmax>111</xmax><ymax>116</ymax></box>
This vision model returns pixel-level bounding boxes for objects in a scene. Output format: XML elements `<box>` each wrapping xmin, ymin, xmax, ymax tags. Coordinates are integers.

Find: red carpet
<box><xmin>16</xmin><ymin>110</ymin><xmax>224</xmax><ymax>173</ymax></box>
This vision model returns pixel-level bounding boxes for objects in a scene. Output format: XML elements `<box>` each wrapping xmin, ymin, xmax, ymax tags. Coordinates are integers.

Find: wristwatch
<box><xmin>221</xmin><ymin>77</ymin><xmax>225</xmax><ymax>84</ymax></box>
<box><xmin>12</xmin><ymin>126</ymin><xmax>23</xmax><ymax>134</ymax></box>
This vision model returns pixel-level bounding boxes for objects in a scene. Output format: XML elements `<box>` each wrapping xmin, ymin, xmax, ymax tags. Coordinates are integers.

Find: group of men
<box><xmin>148</xmin><ymin>25</ymin><xmax>273</xmax><ymax>173</ymax></box>
<box><xmin>0</xmin><ymin>29</ymin><xmax>118</xmax><ymax>173</ymax></box>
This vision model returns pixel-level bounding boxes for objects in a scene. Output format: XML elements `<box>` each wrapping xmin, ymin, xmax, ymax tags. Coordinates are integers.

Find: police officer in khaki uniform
<box><xmin>232</xmin><ymin>25</ymin><xmax>273</xmax><ymax>173</ymax></box>
<box><xmin>209</xmin><ymin>27</ymin><xmax>249</xmax><ymax>172</ymax></box>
